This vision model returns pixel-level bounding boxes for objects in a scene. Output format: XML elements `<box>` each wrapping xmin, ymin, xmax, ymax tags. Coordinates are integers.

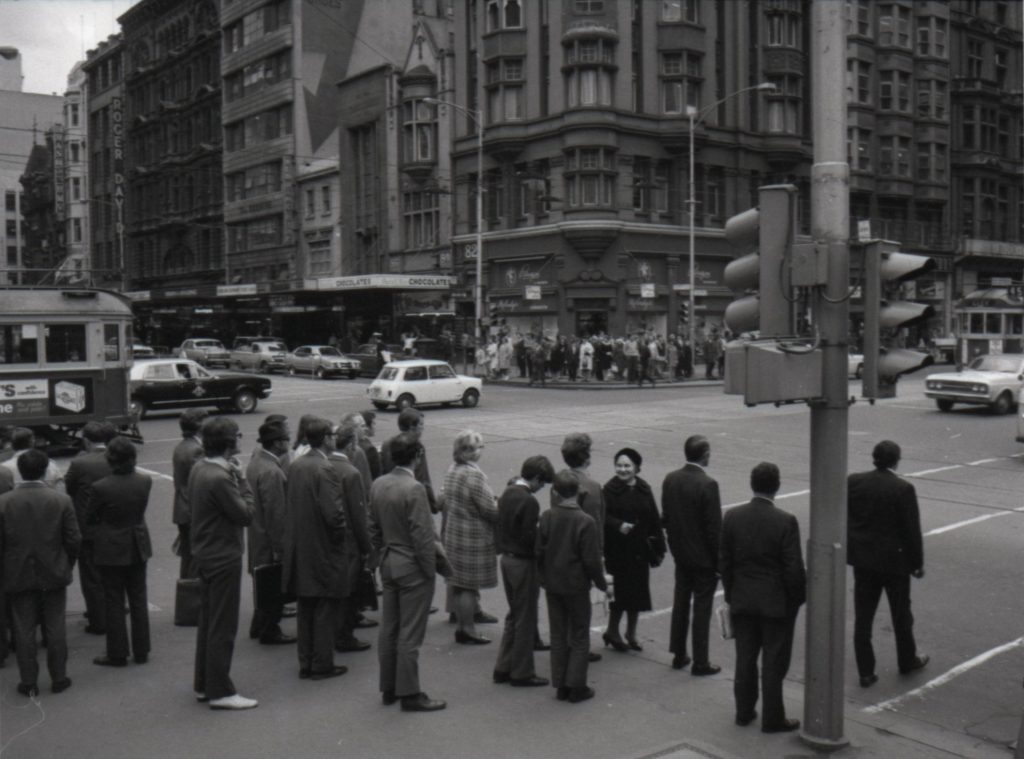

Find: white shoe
<box><xmin>195</xmin><ymin>691</ymin><xmax>208</xmax><ymax>702</ymax></box>
<box><xmin>209</xmin><ymin>694</ymin><xmax>258</xmax><ymax>710</ymax></box>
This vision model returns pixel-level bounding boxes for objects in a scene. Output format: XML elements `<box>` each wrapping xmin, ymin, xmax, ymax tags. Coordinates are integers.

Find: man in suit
<box><xmin>3</xmin><ymin>428</ymin><xmax>64</xmax><ymax>492</ymax></box>
<box><xmin>379</xmin><ymin>408</ymin><xmax>437</xmax><ymax>514</ymax></box>
<box><xmin>0</xmin><ymin>464</ymin><xmax>12</xmax><ymax>668</ymax></box>
<box><xmin>847</xmin><ymin>440</ymin><xmax>928</xmax><ymax>688</ymax></box>
<box><xmin>662</xmin><ymin>434</ymin><xmax>722</xmax><ymax>675</ymax></box>
<box><xmin>65</xmin><ymin>421</ymin><xmax>117</xmax><ymax>636</ymax></box>
<box><xmin>359</xmin><ymin>410</ymin><xmax>382</xmax><ymax>481</ymax></box>
<box><xmin>172</xmin><ymin>409</ymin><xmax>208</xmax><ymax>579</ymax></box>
<box><xmin>493</xmin><ymin>455</ymin><xmax>554</xmax><ymax>687</ymax></box>
<box><xmin>329</xmin><ymin>420</ymin><xmax>373</xmax><ymax>653</ymax></box>
<box><xmin>283</xmin><ymin>418</ymin><xmax>348</xmax><ymax>681</ymax></box>
<box><xmin>246</xmin><ymin>420</ymin><xmax>295</xmax><ymax>645</ymax></box>
<box><xmin>369</xmin><ymin>433</ymin><xmax>446</xmax><ymax>712</ymax></box>
<box><xmin>0</xmin><ymin>449</ymin><xmax>80</xmax><ymax>696</ymax></box>
<box><xmin>720</xmin><ymin>462</ymin><xmax>805</xmax><ymax>733</ymax></box>
<box><xmin>189</xmin><ymin>417</ymin><xmax>257</xmax><ymax>710</ymax></box>
<box><xmin>536</xmin><ymin>470</ymin><xmax>608</xmax><ymax>704</ymax></box>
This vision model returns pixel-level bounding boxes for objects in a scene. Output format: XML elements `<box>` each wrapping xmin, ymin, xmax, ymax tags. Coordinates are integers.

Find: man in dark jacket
<box><xmin>65</xmin><ymin>420</ymin><xmax>116</xmax><ymax>635</ymax></box>
<box><xmin>283</xmin><ymin>418</ymin><xmax>348</xmax><ymax>682</ymax></box>
<box><xmin>246</xmin><ymin>420</ymin><xmax>294</xmax><ymax>645</ymax></box>
<box><xmin>720</xmin><ymin>462</ymin><xmax>805</xmax><ymax>733</ymax></box>
<box><xmin>189</xmin><ymin>417</ymin><xmax>256</xmax><ymax>710</ymax></box>
<box><xmin>536</xmin><ymin>470</ymin><xmax>608</xmax><ymax>704</ymax></box>
<box><xmin>379</xmin><ymin>408</ymin><xmax>436</xmax><ymax>513</ymax></box>
<box><xmin>172</xmin><ymin>409</ymin><xmax>207</xmax><ymax>578</ymax></box>
<box><xmin>847</xmin><ymin>440</ymin><xmax>928</xmax><ymax>688</ymax></box>
<box><xmin>0</xmin><ymin>449</ymin><xmax>80</xmax><ymax>696</ymax></box>
<box><xmin>493</xmin><ymin>455</ymin><xmax>554</xmax><ymax>687</ymax></box>
<box><xmin>662</xmin><ymin>435</ymin><xmax>722</xmax><ymax>674</ymax></box>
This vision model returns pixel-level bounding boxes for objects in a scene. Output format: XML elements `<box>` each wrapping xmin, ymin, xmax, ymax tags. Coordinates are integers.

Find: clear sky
<box><xmin>1</xmin><ymin>0</ymin><xmax>136</xmax><ymax>95</ymax></box>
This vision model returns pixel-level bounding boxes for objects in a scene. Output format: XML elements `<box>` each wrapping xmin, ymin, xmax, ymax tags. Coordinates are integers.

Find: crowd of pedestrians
<box><xmin>0</xmin><ymin>412</ymin><xmax>927</xmax><ymax>735</ymax></box>
<box><xmin>474</xmin><ymin>328</ymin><xmax>733</xmax><ymax>385</ymax></box>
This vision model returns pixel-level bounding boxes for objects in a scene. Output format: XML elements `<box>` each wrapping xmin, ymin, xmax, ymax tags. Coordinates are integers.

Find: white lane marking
<box><xmin>966</xmin><ymin>457</ymin><xmax>1000</xmax><ymax>466</ymax></box>
<box><xmin>724</xmin><ymin>488</ymin><xmax>810</xmax><ymax>510</ymax></box>
<box><xmin>924</xmin><ymin>505</ymin><xmax>1024</xmax><ymax>536</ymax></box>
<box><xmin>590</xmin><ymin>590</ymin><xmax>724</xmax><ymax>633</ymax></box>
<box><xmin>137</xmin><ymin>467</ymin><xmax>173</xmax><ymax>482</ymax></box>
<box><xmin>905</xmin><ymin>465</ymin><xmax>962</xmax><ymax>477</ymax></box>
<box><xmin>148</xmin><ymin>602</ymin><xmax>161</xmax><ymax>612</ymax></box>
<box><xmin>863</xmin><ymin>636</ymin><xmax>1024</xmax><ymax>714</ymax></box>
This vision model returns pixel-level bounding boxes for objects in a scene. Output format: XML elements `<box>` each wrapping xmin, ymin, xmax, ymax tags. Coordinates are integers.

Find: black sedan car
<box><xmin>129</xmin><ymin>359</ymin><xmax>272</xmax><ymax>418</ymax></box>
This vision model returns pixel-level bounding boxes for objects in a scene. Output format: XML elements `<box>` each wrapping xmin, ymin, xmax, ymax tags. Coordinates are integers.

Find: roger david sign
<box><xmin>0</xmin><ymin>379</ymin><xmax>49</xmax><ymax>416</ymax></box>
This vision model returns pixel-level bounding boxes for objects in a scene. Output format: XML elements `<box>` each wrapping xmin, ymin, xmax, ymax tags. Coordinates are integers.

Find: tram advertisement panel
<box><xmin>0</xmin><ymin>378</ymin><xmax>95</xmax><ymax>418</ymax></box>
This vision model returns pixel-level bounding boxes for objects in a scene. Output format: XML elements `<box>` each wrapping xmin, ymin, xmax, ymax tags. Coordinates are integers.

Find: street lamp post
<box><xmin>424</xmin><ymin>97</ymin><xmax>484</xmax><ymax>348</ymax></box>
<box><xmin>686</xmin><ymin>82</ymin><xmax>776</xmax><ymax>360</ymax></box>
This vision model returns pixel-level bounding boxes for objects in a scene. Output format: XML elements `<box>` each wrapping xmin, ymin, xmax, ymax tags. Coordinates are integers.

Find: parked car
<box><xmin>924</xmin><ymin>353</ymin><xmax>1024</xmax><ymax>414</ymax></box>
<box><xmin>285</xmin><ymin>345</ymin><xmax>360</xmax><ymax>379</ymax></box>
<box><xmin>349</xmin><ymin>343</ymin><xmax>400</xmax><ymax>376</ymax></box>
<box><xmin>128</xmin><ymin>358</ymin><xmax>272</xmax><ymax>418</ymax></box>
<box><xmin>367</xmin><ymin>359</ymin><xmax>481</xmax><ymax>411</ymax></box>
<box><xmin>848</xmin><ymin>352</ymin><xmax>864</xmax><ymax>379</ymax></box>
<box><xmin>131</xmin><ymin>344</ymin><xmax>156</xmax><ymax>359</ymax></box>
<box><xmin>230</xmin><ymin>340</ymin><xmax>288</xmax><ymax>373</ymax></box>
<box><xmin>178</xmin><ymin>338</ymin><xmax>230</xmax><ymax>368</ymax></box>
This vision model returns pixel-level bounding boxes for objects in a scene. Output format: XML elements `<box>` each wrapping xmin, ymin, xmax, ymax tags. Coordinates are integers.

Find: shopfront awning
<box><xmin>316</xmin><ymin>274</ymin><xmax>454</xmax><ymax>291</ymax></box>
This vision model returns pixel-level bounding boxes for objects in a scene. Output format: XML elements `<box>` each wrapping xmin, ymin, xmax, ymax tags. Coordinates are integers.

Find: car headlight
<box><xmin>926</xmin><ymin>381</ymin><xmax>935</xmax><ymax>389</ymax></box>
<box><xmin>974</xmin><ymin>384</ymin><xmax>987</xmax><ymax>393</ymax></box>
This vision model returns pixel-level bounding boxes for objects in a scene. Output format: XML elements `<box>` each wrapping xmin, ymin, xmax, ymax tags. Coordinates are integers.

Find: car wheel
<box><xmin>396</xmin><ymin>393</ymin><xmax>416</xmax><ymax>411</ymax></box>
<box><xmin>372</xmin><ymin>401</ymin><xmax>388</xmax><ymax>410</ymax></box>
<box><xmin>855</xmin><ymin>363</ymin><xmax>863</xmax><ymax>380</ymax></box>
<box><xmin>314</xmin><ymin>366</ymin><xmax>325</xmax><ymax>379</ymax></box>
<box><xmin>991</xmin><ymin>392</ymin><xmax>1013</xmax><ymax>415</ymax></box>
<box><xmin>348</xmin><ymin>371</ymin><xmax>358</xmax><ymax>380</ymax></box>
<box><xmin>129</xmin><ymin>398</ymin><xmax>146</xmax><ymax>419</ymax></box>
<box><xmin>288</xmin><ymin>365</ymin><xmax>296</xmax><ymax>376</ymax></box>
<box><xmin>461</xmin><ymin>389</ymin><xmax>480</xmax><ymax>408</ymax></box>
<box><xmin>936</xmin><ymin>399</ymin><xmax>954</xmax><ymax>412</ymax></box>
<box><xmin>233</xmin><ymin>389</ymin><xmax>258</xmax><ymax>414</ymax></box>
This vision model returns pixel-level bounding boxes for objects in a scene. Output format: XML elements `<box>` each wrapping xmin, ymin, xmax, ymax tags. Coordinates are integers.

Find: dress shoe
<box><xmin>534</xmin><ymin>640</ymin><xmax>551</xmax><ymax>652</ymax></box>
<box><xmin>51</xmin><ymin>677</ymin><xmax>72</xmax><ymax>694</ymax></box>
<box><xmin>281</xmin><ymin>605</ymin><xmax>297</xmax><ymax>618</ymax></box>
<box><xmin>17</xmin><ymin>683</ymin><xmax>38</xmax><ymax>697</ymax></box>
<box><xmin>354</xmin><ymin>617</ymin><xmax>379</xmax><ymax>629</ymax></box>
<box><xmin>602</xmin><ymin>633</ymin><xmax>628</xmax><ymax>652</ymax></box>
<box><xmin>310</xmin><ymin>665</ymin><xmax>348</xmax><ymax>681</ymax></box>
<box><xmin>93</xmin><ymin>655</ymin><xmax>128</xmax><ymax>667</ymax></box>
<box><xmin>568</xmin><ymin>686</ymin><xmax>595</xmax><ymax>704</ymax></box>
<box><xmin>474</xmin><ymin>611</ymin><xmax>499</xmax><ymax>624</ymax></box>
<box><xmin>195</xmin><ymin>691</ymin><xmax>209</xmax><ymax>702</ymax></box>
<box><xmin>428</xmin><ymin>606</ymin><xmax>439</xmax><ymax>615</ymax></box>
<box><xmin>454</xmin><ymin>630</ymin><xmax>490</xmax><ymax>645</ymax></box>
<box><xmin>859</xmin><ymin>673</ymin><xmax>879</xmax><ymax>688</ymax></box>
<box><xmin>209</xmin><ymin>693</ymin><xmax>259</xmax><ymax>710</ymax></box>
<box><xmin>900</xmin><ymin>655</ymin><xmax>929</xmax><ymax>675</ymax></box>
<box><xmin>382</xmin><ymin>690</ymin><xmax>398</xmax><ymax>706</ymax></box>
<box><xmin>492</xmin><ymin>670</ymin><xmax>511</xmax><ymax>684</ymax></box>
<box><xmin>762</xmin><ymin>718</ymin><xmax>800</xmax><ymax>733</ymax></box>
<box><xmin>735</xmin><ymin>710</ymin><xmax>757</xmax><ymax>727</ymax></box>
<box><xmin>335</xmin><ymin>638</ymin><xmax>371</xmax><ymax>653</ymax></box>
<box><xmin>625</xmin><ymin>636</ymin><xmax>643</xmax><ymax>652</ymax></box>
<box><xmin>671</xmin><ymin>655</ymin><xmax>692</xmax><ymax>670</ymax></box>
<box><xmin>83</xmin><ymin>625</ymin><xmax>106</xmax><ymax>635</ymax></box>
<box><xmin>298</xmin><ymin>669</ymin><xmax>311</xmax><ymax>680</ymax></box>
<box><xmin>259</xmin><ymin>633</ymin><xmax>297</xmax><ymax>646</ymax></box>
<box><xmin>555</xmin><ymin>686</ymin><xmax>570</xmax><ymax>701</ymax></box>
<box><xmin>691</xmin><ymin>663</ymin><xmax>721</xmax><ymax>676</ymax></box>
<box><xmin>134</xmin><ymin>654</ymin><xmax>149</xmax><ymax>664</ymax></box>
<box><xmin>588</xmin><ymin>652</ymin><xmax>602</xmax><ymax>662</ymax></box>
<box><xmin>510</xmin><ymin>675</ymin><xmax>549</xmax><ymax>687</ymax></box>
<box><xmin>400</xmin><ymin>692</ymin><xmax>446</xmax><ymax>712</ymax></box>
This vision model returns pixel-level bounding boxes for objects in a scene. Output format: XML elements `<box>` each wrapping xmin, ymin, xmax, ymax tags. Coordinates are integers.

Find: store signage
<box><xmin>499</xmin><ymin>258</ymin><xmax>550</xmax><ymax>288</ymax></box>
<box><xmin>524</xmin><ymin>285</ymin><xmax>541</xmax><ymax>300</ymax></box>
<box><xmin>217</xmin><ymin>284</ymin><xmax>258</xmax><ymax>297</ymax></box>
<box><xmin>627</xmin><ymin>297</ymin><xmax>661</xmax><ymax>311</ymax></box>
<box><xmin>857</xmin><ymin>220</ymin><xmax>871</xmax><ymax>241</ymax></box>
<box><xmin>166</xmin><ymin>288</ymin><xmax>199</xmax><ymax>297</ymax></box>
<box><xmin>316</xmin><ymin>274</ymin><xmax>454</xmax><ymax>291</ymax></box>
<box><xmin>124</xmin><ymin>290</ymin><xmax>151</xmax><ymax>301</ymax></box>
<box><xmin>52</xmin><ymin>125</ymin><xmax>66</xmax><ymax>218</ymax></box>
<box><xmin>111</xmin><ymin>96</ymin><xmax>125</xmax><ymax>249</ymax></box>
<box><xmin>640</xmin><ymin>283</ymin><xmax>655</xmax><ymax>299</ymax></box>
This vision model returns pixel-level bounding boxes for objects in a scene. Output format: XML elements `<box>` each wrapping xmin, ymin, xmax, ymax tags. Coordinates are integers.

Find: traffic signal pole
<box><xmin>802</xmin><ymin>0</ymin><xmax>850</xmax><ymax>749</ymax></box>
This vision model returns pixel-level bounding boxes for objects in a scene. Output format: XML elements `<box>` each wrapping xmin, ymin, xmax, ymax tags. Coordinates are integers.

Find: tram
<box><xmin>952</xmin><ymin>285</ymin><xmax>1024</xmax><ymax>365</ymax></box>
<box><xmin>0</xmin><ymin>287</ymin><xmax>140</xmax><ymax>449</ymax></box>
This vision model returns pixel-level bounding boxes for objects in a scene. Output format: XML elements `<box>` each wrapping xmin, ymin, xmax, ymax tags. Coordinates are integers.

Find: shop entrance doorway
<box><xmin>576</xmin><ymin>311</ymin><xmax>607</xmax><ymax>337</ymax></box>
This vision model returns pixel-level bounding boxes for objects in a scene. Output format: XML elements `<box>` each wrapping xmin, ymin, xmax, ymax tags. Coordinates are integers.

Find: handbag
<box><xmin>716</xmin><ymin>603</ymin><xmax>734</xmax><ymax>640</ymax></box>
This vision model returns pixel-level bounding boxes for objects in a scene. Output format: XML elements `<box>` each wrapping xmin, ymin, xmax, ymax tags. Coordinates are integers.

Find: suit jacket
<box><xmin>720</xmin><ymin>496</ymin><xmax>806</xmax><ymax>618</ymax></box>
<box><xmin>171</xmin><ymin>436</ymin><xmax>203</xmax><ymax>526</ymax></box>
<box><xmin>847</xmin><ymin>468</ymin><xmax>923</xmax><ymax>575</ymax></box>
<box><xmin>246</xmin><ymin>447</ymin><xmax>288</xmax><ymax>571</ymax></box>
<box><xmin>87</xmin><ymin>472</ymin><xmax>153</xmax><ymax>566</ymax></box>
<box><xmin>65</xmin><ymin>448</ymin><xmax>112</xmax><ymax>542</ymax></box>
<box><xmin>548</xmin><ymin>467</ymin><xmax>605</xmax><ymax>549</ymax></box>
<box><xmin>0</xmin><ymin>483</ymin><xmax>81</xmax><ymax>592</ymax></box>
<box><xmin>329</xmin><ymin>452</ymin><xmax>372</xmax><ymax>595</ymax></box>
<box><xmin>380</xmin><ymin>436</ymin><xmax>437</xmax><ymax>512</ymax></box>
<box><xmin>368</xmin><ymin>467</ymin><xmax>435</xmax><ymax>583</ymax></box>
<box><xmin>282</xmin><ymin>450</ymin><xmax>347</xmax><ymax>598</ymax></box>
<box><xmin>359</xmin><ymin>438</ymin><xmax>381</xmax><ymax>480</ymax></box>
<box><xmin>496</xmin><ymin>482</ymin><xmax>540</xmax><ymax>558</ymax></box>
<box><xmin>661</xmin><ymin>462</ymin><xmax>722</xmax><ymax>571</ymax></box>
<box><xmin>0</xmin><ymin>466</ymin><xmax>12</xmax><ymax>496</ymax></box>
<box><xmin>188</xmin><ymin>458</ymin><xmax>254</xmax><ymax>575</ymax></box>
<box><xmin>536</xmin><ymin>500</ymin><xmax>607</xmax><ymax>595</ymax></box>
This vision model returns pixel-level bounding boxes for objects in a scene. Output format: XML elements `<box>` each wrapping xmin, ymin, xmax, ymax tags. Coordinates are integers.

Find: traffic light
<box><xmin>861</xmin><ymin>240</ymin><xmax>936</xmax><ymax>399</ymax></box>
<box><xmin>723</xmin><ymin>184</ymin><xmax>797</xmax><ymax>337</ymax></box>
<box><xmin>679</xmin><ymin>300</ymin><xmax>689</xmax><ymax>324</ymax></box>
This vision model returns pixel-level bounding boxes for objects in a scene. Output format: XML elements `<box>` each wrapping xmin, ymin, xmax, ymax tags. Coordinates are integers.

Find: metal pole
<box><xmin>474</xmin><ymin>110</ymin><xmax>484</xmax><ymax>348</ymax></box>
<box><xmin>802</xmin><ymin>0</ymin><xmax>850</xmax><ymax>748</ymax></box>
<box><xmin>688</xmin><ymin>109</ymin><xmax>696</xmax><ymax>364</ymax></box>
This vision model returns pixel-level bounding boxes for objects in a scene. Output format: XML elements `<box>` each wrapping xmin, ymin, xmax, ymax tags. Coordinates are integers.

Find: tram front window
<box><xmin>45</xmin><ymin>324</ymin><xmax>87</xmax><ymax>363</ymax></box>
<box><xmin>0</xmin><ymin>325</ymin><xmax>39</xmax><ymax>364</ymax></box>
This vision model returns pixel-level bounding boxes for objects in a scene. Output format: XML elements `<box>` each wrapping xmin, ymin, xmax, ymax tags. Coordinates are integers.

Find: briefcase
<box><xmin>253</xmin><ymin>562</ymin><xmax>295</xmax><ymax>611</ymax></box>
<box><xmin>174</xmin><ymin>578</ymin><xmax>201</xmax><ymax>627</ymax></box>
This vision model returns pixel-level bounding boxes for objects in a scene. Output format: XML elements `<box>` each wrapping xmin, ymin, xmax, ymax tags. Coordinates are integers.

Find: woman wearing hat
<box><xmin>601</xmin><ymin>447</ymin><xmax>665</xmax><ymax>652</ymax></box>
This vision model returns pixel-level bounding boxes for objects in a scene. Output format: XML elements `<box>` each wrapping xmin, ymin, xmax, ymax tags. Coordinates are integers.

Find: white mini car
<box><xmin>367</xmin><ymin>360</ymin><xmax>481</xmax><ymax>411</ymax></box>
<box><xmin>924</xmin><ymin>353</ymin><xmax>1024</xmax><ymax>414</ymax></box>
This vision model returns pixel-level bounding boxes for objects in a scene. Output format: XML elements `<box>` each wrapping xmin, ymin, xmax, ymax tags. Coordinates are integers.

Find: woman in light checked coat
<box><xmin>441</xmin><ymin>430</ymin><xmax>498</xmax><ymax>645</ymax></box>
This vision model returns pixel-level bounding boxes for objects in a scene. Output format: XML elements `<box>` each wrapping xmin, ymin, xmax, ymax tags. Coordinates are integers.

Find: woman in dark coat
<box><xmin>88</xmin><ymin>436</ymin><xmax>154</xmax><ymax>666</ymax></box>
<box><xmin>601</xmin><ymin>447</ymin><xmax>665</xmax><ymax>652</ymax></box>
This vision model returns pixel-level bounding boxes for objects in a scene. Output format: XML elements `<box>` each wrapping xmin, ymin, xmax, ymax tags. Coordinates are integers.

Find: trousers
<box><xmin>732</xmin><ymin>612</ymin><xmax>796</xmax><ymax>728</ymax></box>
<box><xmin>378</xmin><ymin>573</ymin><xmax>435</xmax><ymax>698</ymax></box>
<box><xmin>853</xmin><ymin>567</ymin><xmax>917</xmax><ymax>676</ymax></box>
<box><xmin>100</xmin><ymin>562</ymin><xmax>150</xmax><ymax>660</ymax></box>
<box><xmin>669</xmin><ymin>566</ymin><xmax>718</xmax><ymax>665</ymax></box>
<box><xmin>494</xmin><ymin>556</ymin><xmax>540</xmax><ymax>680</ymax></box>
<box><xmin>546</xmin><ymin>590</ymin><xmax>591</xmax><ymax>689</ymax></box>
<box><xmin>193</xmin><ymin>562</ymin><xmax>242</xmax><ymax>700</ymax></box>
<box><xmin>9</xmin><ymin>588</ymin><xmax>67</xmax><ymax>688</ymax></box>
